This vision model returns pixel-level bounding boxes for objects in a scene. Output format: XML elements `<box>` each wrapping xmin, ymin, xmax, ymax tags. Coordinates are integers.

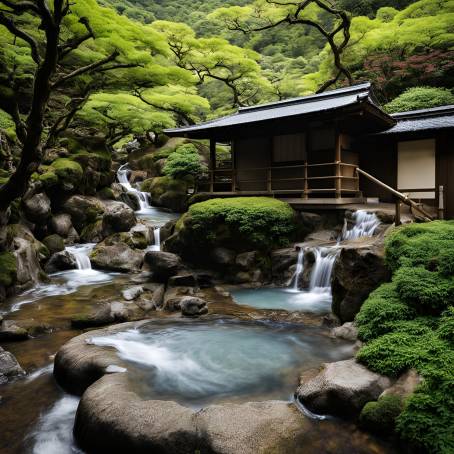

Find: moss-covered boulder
<box><xmin>22</xmin><ymin>193</ymin><xmax>52</xmax><ymax>223</ymax></box>
<box><xmin>42</xmin><ymin>234</ymin><xmax>65</xmax><ymax>255</ymax></box>
<box><xmin>146</xmin><ymin>176</ymin><xmax>188</xmax><ymax>212</ymax></box>
<box><xmin>165</xmin><ymin>197</ymin><xmax>298</xmax><ymax>264</ymax></box>
<box><xmin>359</xmin><ymin>395</ymin><xmax>403</xmax><ymax>435</ymax></box>
<box><xmin>0</xmin><ymin>252</ymin><xmax>16</xmax><ymax>287</ymax></box>
<box><xmin>61</xmin><ymin>195</ymin><xmax>105</xmax><ymax>232</ymax></box>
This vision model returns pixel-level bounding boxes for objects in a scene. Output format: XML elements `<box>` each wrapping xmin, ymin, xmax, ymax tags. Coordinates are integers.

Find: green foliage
<box><xmin>356</xmin><ymin>220</ymin><xmax>454</xmax><ymax>451</ymax></box>
<box><xmin>0</xmin><ymin>252</ymin><xmax>16</xmax><ymax>287</ymax></box>
<box><xmin>162</xmin><ymin>143</ymin><xmax>207</xmax><ymax>180</ymax></box>
<box><xmin>184</xmin><ymin>197</ymin><xmax>296</xmax><ymax>250</ymax></box>
<box><xmin>359</xmin><ymin>394</ymin><xmax>403</xmax><ymax>435</ymax></box>
<box><xmin>385</xmin><ymin>87</ymin><xmax>454</xmax><ymax>113</ymax></box>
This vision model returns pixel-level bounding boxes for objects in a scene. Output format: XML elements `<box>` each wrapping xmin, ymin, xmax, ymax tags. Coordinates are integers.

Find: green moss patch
<box><xmin>50</xmin><ymin>158</ymin><xmax>83</xmax><ymax>184</ymax></box>
<box><xmin>0</xmin><ymin>252</ymin><xmax>16</xmax><ymax>286</ymax></box>
<box><xmin>359</xmin><ymin>395</ymin><xmax>403</xmax><ymax>435</ymax></box>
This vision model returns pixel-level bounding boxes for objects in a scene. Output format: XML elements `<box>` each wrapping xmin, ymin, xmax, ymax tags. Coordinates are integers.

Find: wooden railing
<box><xmin>205</xmin><ymin>161</ymin><xmax>360</xmax><ymax>198</ymax></box>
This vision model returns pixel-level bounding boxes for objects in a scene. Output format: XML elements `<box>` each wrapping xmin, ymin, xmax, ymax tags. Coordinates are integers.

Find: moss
<box><xmin>0</xmin><ymin>252</ymin><xmax>16</xmax><ymax>286</ymax></box>
<box><xmin>97</xmin><ymin>187</ymin><xmax>115</xmax><ymax>200</ymax></box>
<box><xmin>38</xmin><ymin>171</ymin><xmax>58</xmax><ymax>188</ymax></box>
<box><xmin>70</xmin><ymin>150</ymin><xmax>111</xmax><ymax>171</ymax></box>
<box><xmin>42</xmin><ymin>234</ymin><xmax>65</xmax><ymax>255</ymax></box>
<box><xmin>50</xmin><ymin>158</ymin><xmax>83</xmax><ymax>184</ymax></box>
<box><xmin>141</xmin><ymin>178</ymin><xmax>153</xmax><ymax>193</ymax></box>
<box><xmin>359</xmin><ymin>395</ymin><xmax>403</xmax><ymax>435</ymax></box>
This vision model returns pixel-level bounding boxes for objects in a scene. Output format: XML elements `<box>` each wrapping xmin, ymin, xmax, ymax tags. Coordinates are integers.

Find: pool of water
<box><xmin>231</xmin><ymin>288</ymin><xmax>332</xmax><ymax>314</ymax></box>
<box><xmin>88</xmin><ymin>320</ymin><xmax>353</xmax><ymax>408</ymax></box>
<box><xmin>135</xmin><ymin>206</ymin><xmax>179</xmax><ymax>226</ymax></box>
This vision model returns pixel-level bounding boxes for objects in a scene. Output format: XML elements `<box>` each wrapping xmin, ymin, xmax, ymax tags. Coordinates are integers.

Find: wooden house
<box><xmin>165</xmin><ymin>83</ymin><xmax>454</xmax><ymax>219</ymax></box>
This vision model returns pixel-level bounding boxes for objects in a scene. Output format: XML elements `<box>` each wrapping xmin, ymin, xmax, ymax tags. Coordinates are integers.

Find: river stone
<box><xmin>331</xmin><ymin>322</ymin><xmax>358</xmax><ymax>341</ymax></box>
<box><xmin>102</xmin><ymin>201</ymin><xmax>136</xmax><ymax>233</ymax></box>
<box><xmin>62</xmin><ymin>195</ymin><xmax>105</xmax><ymax>231</ymax></box>
<box><xmin>121</xmin><ymin>286</ymin><xmax>144</xmax><ymax>301</ymax></box>
<box><xmin>179</xmin><ymin>296</ymin><xmax>208</xmax><ymax>317</ymax></box>
<box><xmin>271</xmin><ymin>247</ymin><xmax>298</xmax><ymax>285</ymax></box>
<box><xmin>331</xmin><ymin>240</ymin><xmax>390</xmax><ymax>323</ymax></box>
<box><xmin>0</xmin><ymin>347</ymin><xmax>25</xmax><ymax>382</ymax></box>
<box><xmin>144</xmin><ymin>251</ymin><xmax>183</xmax><ymax>281</ymax></box>
<box><xmin>160</xmin><ymin>219</ymin><xmax>177</xmax><ymax>243</ymax></box>
<box><xmin>22</xmin><ymin>192</ymin><xmax>51</xmax><ymax>223</ymax></box>
<box><xmin>45</xmin><ymin>250</ymin><xmax>77</xmax><ymax>273</ymax></box>
<box><xmin>91</xmin><ymin>243</ymin><xmax>144</xmax><ymax>272</ymax></box>
<box><xmin>296</xmin><ymin>359</ymin><xmax>392</xmax><ymax>417</ymax></box>
<box><xmin>42</xmin><ymin>234</ymin><xmax>65</xmax><ymax>255</ymax></box>
<box><xmin>50</xmin><ymin>213</ymin><xmax>73</xmax><ymax>237</ymax></box>
<box><xmin>0</xmin><ymin>320</ymin><xmax>29</xmax><ymax>341</ymax></box>
<box><xmin>380</xmin><ymin>369</ymin><xmax>422</xmax><ymax>400</ymax></box>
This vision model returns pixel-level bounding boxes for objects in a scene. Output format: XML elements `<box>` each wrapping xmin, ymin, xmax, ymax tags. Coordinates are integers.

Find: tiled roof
<box><xmin>164</xmin><ymin>83</ymin><xmax>388</xmax><ymax>136</ymax></box>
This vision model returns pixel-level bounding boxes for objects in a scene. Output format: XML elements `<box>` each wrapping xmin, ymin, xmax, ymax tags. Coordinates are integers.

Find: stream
<box><xmin>0</xmin><ymin>176</ymin><xmax>395</xmax><ymax>453</ymax></box>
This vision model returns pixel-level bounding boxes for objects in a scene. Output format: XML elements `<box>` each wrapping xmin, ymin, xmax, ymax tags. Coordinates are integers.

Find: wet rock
<box><xmin>102</xmin><ymin>201</ymin><xmax>136</xmax><ymax>233</ymax></box>
<box><xmin>80</xmin><ymin>221</ymin><xmax>105</xmax><ymax>243</ymax></box>
<box><xmin>121</xmin><ymin>286</ymin><xmax>144</xmax><ymax>301</ymax></box>
<box><xmin>332</xmin><ymin>240</ymin><xmax>390</xmax><ymax>323</ymax></box>
<box><xmin>380</xmin><ymin>369</ymin><xmax>422</xmax><ymax>400</ymax></box>
<box><xmin>168</xmin><ymin>273</ymin><xmax>197</xmax><ymax>287</ymax></box>
<box><xmin>0</xmin><ymin>320</ymin><xmax>29</xmax><ymax>341</ymax></box>
<box><xmin>22</xmin><ymin>192</ymin><xmax>51</xmax><ymax>223</ymax></box>
<box><xmin>160</xmin><ymin>219</ymin><xmax>177</xmax><ymax>243</ymax></box>
<box><xmin>91</xmin><ymin>243</ymin><xmax>144</xmax><ymax>272</ymax></box>
<box><xmin>144</xmin><ymin>251</ymin><xmax>183</xmax><ymax>281</ymax></box>
<box><xmin>331</xmin><ymin>322</ymin><xmax>358</xmax><ymax>341</ymax></box>
<box><xmin>129</xmin><ymin>223</ymin><xmax>153</xmax><ymax>249</ymax></box>
<box><xmin>45</xmin><ymin>250</ymin><xmax>77</xmax><ymax>273</ymax></box>
<box><xmin>71</xmin><ymin>305</ymin><xmax>115</xmax><ymax>329</ymax></box>
<box><xmin>180</xmin><ymin>296</ymin><xmax>208</xmax><ymax>317</ymax></box>
<box><xmin>235</xmin><ymin>251</ymin><xmax>258</xmax><ymax>269</ymax></box>
<box><xmin>299</xmin><ymin>212</ymin><xmax>322</xmax><ymax>231</ymax></box>
<box><xmin>42</xmin><ymin>234</ymin><xmax>65</xmax><ymax>255</ymax></box>
<box><xmin>296</xmin><ymin>359</ymin><xmax>392</xmax><ymax>417</ymax></box>
<box><xmin>151</xmin><ymin>284</ymin><xmax>165</xmax><ymax>308</ymax></box>
<box><xmin>305</xmin><ymin>230</ymin><xmax>337</xmax><ymax>242</ymax></box>
<box><xmin>211</xmin><ymin>247</ymin><xmax>236</xmax><ymax>266</ymax></box>
<box><xmin>0</xmin><ymin>347</ymin><xmax>25</xmax><ymax>382</ymax></box>
<box><xmin>163</xmin><ymin>287</ymin><xmax>194</xmax><ymax>311</ymax></box>
<box><xmin>271</xmin><ymin>247</ymin><xmax>298</xmax><ymax>285</ymax></box>
<box><xmin>62</xmin><ymin>195</ymin><xmax>105</xmax><ymax>231</ymax></box>
<box><xmin>49</xmin><ymin>213</ymin><xmax>73</xmax><ymax>238</ymax></box>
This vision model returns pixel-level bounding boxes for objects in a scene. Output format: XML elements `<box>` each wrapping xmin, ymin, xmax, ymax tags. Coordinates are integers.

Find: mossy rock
<box><xmin>0</xmin><ymin>252</ymin><xmax>16</xmax><ymax>286</ymax></box>
<box><xmin>80</xmin><ymin>220</ymin><xmax>104</xmax><ymax>243</ymax></box>
<box><xmin>97</xmin><ymin>187</ymin><xmax>115</xmax><ymax>200</ymax></box>
<box><xmin>148</xmin><ymin>176</ymin><xmax>188</xmax><ymax>212</ymax></box>
<box><xmin>50</xmin><ymin>158</ymin><xmax>83</xmax><ymax>187</ymax></box>
<box><xmin>42</xmin><ymin>234</ymin><xmax>65</xmax><ymax>255</ymax></box>
<box><xmin>38</xmin><ymin>171</ymin><xmax>59</xmax><ymax>188</ymax></box>
<box><xmin>359</xmin><ymin>395</ymin><xmax>403</xmax><ymax>435</ymax></box>
<box><xmin>70</xmin><ymin>150</ymin><xmax>111</xmax><ymax>172</ymax></box>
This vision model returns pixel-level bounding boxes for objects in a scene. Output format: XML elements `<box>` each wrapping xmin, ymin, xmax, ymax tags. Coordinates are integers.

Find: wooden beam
<box><xmin>335</xmin><ymin>131</ymin><xmax>342</xmax><ymax>198</ymax></box>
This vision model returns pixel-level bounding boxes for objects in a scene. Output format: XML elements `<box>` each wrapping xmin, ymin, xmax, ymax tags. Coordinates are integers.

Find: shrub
<box><xmin>359</xmin><ymin>395</ymin><xmax>403</xmax><ymax>435</ymax></box>
<box><xmin>355</xmin><ymin>282</ymin><xmax>416</xmax><ymax>341</ymax></box>
<box><xmin>394</xmin><ymin>266</ymin><xmax>454</xmax><ymax>312</ymax></box>
<box><xmin>384</xmin><ymin>87</ymin><xmax>454</xmax><ymax>114</ymax></box>
<box><xmin>437</xmin><ymin>306</ymin><xmax>454</xmax><ymax>345</ymax></box>
<box><xmin>162</xmin><ymin>143</ymin><xmax>207</xmax><ymax>181</ymax></box>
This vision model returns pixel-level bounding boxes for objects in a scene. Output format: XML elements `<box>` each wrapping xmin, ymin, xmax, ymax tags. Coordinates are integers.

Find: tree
<box><xmin>384</xmin><ymin>87</ymin><xmax>454</xmax><ymax>114</ymax></box>
<box><xmin>210</xmin><ymin>0</ymin><xmax>352</xmax><ymax>93</ymax></box>
<box><xmin>163</xmin><ymin>143</ymin><xmax>208</xmax><ymax>183</ymax></box>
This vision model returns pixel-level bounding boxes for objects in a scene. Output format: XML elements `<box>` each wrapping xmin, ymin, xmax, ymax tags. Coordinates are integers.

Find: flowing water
<box><xmin>341</xmin><ymin>210</ymin><xmax>381</xmax><ymax>241</ymax></box>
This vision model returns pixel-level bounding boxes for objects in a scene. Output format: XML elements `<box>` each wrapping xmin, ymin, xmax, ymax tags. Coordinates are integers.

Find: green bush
<box><xmin>384</xmin><ymin>87</ymin><xmax>454</xmax><ymax>114</ymax></box>
<box><xmin>182</xmin><ymin>197</ymin><xmax>296</xmax><ymax>250</ymax></box>
<box><xmin>394</xmin><ymin>266</ymin><xmax>454</xmax><ymax>312</ymax></box>
<box><xmin>437</xmin><ymin>306</ymin><xmax>454</xmax><ymax>345</ymax></box>
<box><xmin>359</xmin><ymin>394</ymin><xmax>403</xmax><ymax>435</ymax></box>
<box><xmin>162</xmin><ymin>143</ymin><xmax>207</xmax><ymax>180</ymax></box>
<box><xmin>355</xmin><ymin>282</ymin><xmax>416</xmax><ymax>341</ymax></box>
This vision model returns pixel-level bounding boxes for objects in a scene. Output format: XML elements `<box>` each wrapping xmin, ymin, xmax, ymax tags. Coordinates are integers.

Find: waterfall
<box><xmin>117</xmin><ymin>163</ymin><xmax>151</xmax><ymax>211</ymax></box>
<box><xmin>341</xmin><ymin>210</ymin><xmax>381</xmax><ymax>241</ymax></box>
<box><xmin>147</xmin><ymin>227</ymin><xmax>161</xmax><ymax>252</ymax></box>
<box><xmin>66</xmin><ymin>244</ymin><xmax>95</xmax><ymax>270</ymax></box>
<box><xmin>308</xmin><ymin>248</ymin><xmax>338</xmax><ymax>290</ymax></box>
<box><xmin>290</xmin><ymin>248</ymin><xmax>304</xmax><ymax>290</ymax></box>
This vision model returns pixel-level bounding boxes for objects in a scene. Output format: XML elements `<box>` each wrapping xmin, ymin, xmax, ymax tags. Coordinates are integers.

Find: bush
<box><xmin>162</xmin><ymin>143</ymin><xmax>207</xmax><ymax>180</ymax></box>
<box><xmin>437</xmin><ymin>306</ymin><xmax>454</xmax><ymax>345</ymax></box>
<box><xmin>359</xmin><ymin>395</ymin><xmax>403</xmax><ymax>435</ymax></box>
<box><xmin>355</xmin><ymin>282</ymin><xmax>416</xmax><ymax>341</ymax></box>
<box><xmin>384</xmin><ymin>87</ymin><xmax>454</xmax><ymax>114</ymax></box>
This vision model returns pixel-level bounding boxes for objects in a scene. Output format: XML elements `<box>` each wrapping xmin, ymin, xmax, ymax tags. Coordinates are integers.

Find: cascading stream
<box><xmin>308</xmin><ymin>248</ymin><xmax>338</xmax><ymax>291</ymax></box>
<box><xmin>117</xmin><ymin>164</ymin><xmax>152</xmax><ymax>212</ymax></box>
<box><xmin>340</xmin><ymin>210</ymin><xmax>381</xmax><ymax>241</ymax></box>
<box><xmin>65</xmin><ymin>244</ymin><xmax>95</xmax><ymax>270</ymax></box>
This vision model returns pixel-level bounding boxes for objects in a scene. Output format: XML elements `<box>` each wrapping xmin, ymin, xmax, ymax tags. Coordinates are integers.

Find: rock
<box><xmin>168</xmin><ymin>274</ymin><xmax>197</xmax><ymax>287</ymax></box>
<box><xmin>62</xmin><ymin>195</ymin><xmax>105</xmax><ymax>231</ymax></box>
<box><xmin>102</xmin><ymin>201</ymin><xmax>136</xmax><ymax>233</ymax></box>
<box><xmin>91</xmin><ymin>243</ymin><xmax>144</xmax><ymax>272</ymax></box>
<box><xmin>144</xmin><ymin>251</ymin><xmax>182</xmax><ymax>281</ymax></box>
<box><xmin>121</xmin><ymin>286</ymin><xmax>144</xmax><ymax>301</ymax></box>
<box><xmin>235</xmin><ymin>251</ymin><xmax>258</xmax><ymax>269</ymax></box>
<box><xmin>299</xmin><ymin>212</ymin><xmax>322</xmax><ymax>231</ymax></box>
<box><xmin>45</xmin><ymin>250</ymin><xmax>77</xmax><ymax>273</ymax></box>
<box><xmin>148</xmin><ymin>176</ymin><xmax>188</xmax><ymax>212</ymax></box>
<box><xmin>22</xmin><ymin>192</ymin><xmax>51</xmax><ymax>223</ymax></box>
<box><xmin>332</xmin><ymin>240</ymin><xmax>390</xmax><ymax>323</ymax></box>
<box><xmin>331</xmin><ymin>322</ymin><xmax>358</xmax><ymax>341</ymax></box>
<box><xmin>160</xmin><ymin>219</ymin><xmax>177</xmax><ymax>243</ymax></box>
<box><xmin>180</xmin><ymin>296</ymin><xmax>208</xmax><ymax>317</ymax></box>
<box><xmin>0</xmin><ymin>320</ymin><xmax>29</xmax><ymax>341</ymax></box>
<box><xmin>129</xmin><ymin>223</ymin><xmax>153</xmax><ymax>249</ymax></box>
<box><xmin>163</xmin><ymin>287</ymin><xmax>194</xmax><ymax>311</ymax></box>
<box><xmin>71</xmin><ymin>304</ymin><xmax>115</xmax><ymax>329</ymax></box>
<box><xmin>151</xmin><ymin>284</ymin><xmax>165</xmax><ymax>308</ymax></box>
<box><xmin>381</xmin><ymin>369</ymin><xmax>422</xmax><ymax>400</ymax></box>
<box><xmin>0</xmin><ymin>347</ymin><xmax>25</xmax><ymax>382</ymax></box>
<box><xmin>79</xmin><ymin>220</ymin><xmax>105</xmax><ymax>243</ymax></box>
<box><xmin>211</xmin><ymin>247</ymin><xmax>236</xmax><ymax>266</ymax></box>
<box><xmin>297</xmin><ymin>359</ymin><xmax>392</xmax><ymax>417</ymax></box>
<box><xmin>271</xmin><ymin>247</ymin><xmax>298</xmax><ymax>285</ymax></box>
<box><xmin>305</xmin><ymin>230</ymin><xmax>337</xmax><ymax>242</ymax></box>
<box><xmin>42</xmin><ymin>234</ymin><xmax>65</xmax><ymax>255</ymax></box>
<box><xmin>359</xmin><ymin>394</ymin><xmax>403</xmax><ymax>436</ymax></box>
<box><xmin>49</xmin><ymin>213</ymin><xmax>73</xmax><ymax>238</ymax></box>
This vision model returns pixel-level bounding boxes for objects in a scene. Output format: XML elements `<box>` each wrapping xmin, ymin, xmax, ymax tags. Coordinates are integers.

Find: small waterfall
<box><xmin>117</xmin><ymin>164</ymin><xmax>151</xmax><ymax>211</ymax></box>
<box><xmin>147</xmin><ymin>228</ymin><xmax>161</xmax><ymax>252</ymax></box>
<box><xmin>290</xmin><ymin>248</ymin><xmax>304</xmax><ymax>290</ymax></box>
<box><xmin>341</xmin><ymin>210</ymin><xmax>381</xmax><ymax>241</ymax></box>
<box><xmin>66</xmin><ymin>244</ymin><xmax>95</xmax><ymax>270</ymax></box>
<box><xmin>308</xmin><ymin>248</ymin><xmax>338</xmax><ymax>290</ymax></box>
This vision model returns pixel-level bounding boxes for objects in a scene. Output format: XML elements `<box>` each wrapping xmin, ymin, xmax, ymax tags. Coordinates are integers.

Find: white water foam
<box><xmin>341</xmin><ymin>210</ymin><xmax>381</xmax><ymax>241</ymax></box>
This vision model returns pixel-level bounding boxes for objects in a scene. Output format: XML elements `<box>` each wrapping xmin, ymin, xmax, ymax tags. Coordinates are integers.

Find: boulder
<box><xmin>0</xmin><ymin>320</ymin><xmax>29</xmax><ymax>341</ymax></box>
<box><xmin>80</xmin><ymin>220</ymin><xmax>105</xmax><ymax>243</ymax></box>
<box><xmin>91</xmin><ymin>243</ymin><xmax>144</xmax><ymax>272</ymax></box>
<box><xmin>296</xmin><ymin>359</ymin><xmax>392</xmax><ymax>417</ymax></box>
<box><xmin>163</xmin><ymin>287</ymin><xmax>194</xmax><ymax>311</ymax></box>
<box><xmin>381</xmin><ymin>369</ymin><xmax>422</xmax><ymax>400</ymax></box>
<box><xmin>22</xmin><ymin>192</ymin><xmax>51</xmax><ymax>223</ymax></box>
<box><xmin>179</xmin><ymin>296</ymin><xmax>208</xmax><ymax>317</ymax></box>
<box><xmin>121</xmin><ymin>286</ymin><xmax>144</xmax><ymax>301</ymax></box>
<box><xmin>62</xmin><ymin>195</ymin><xmax>105</xmax><ymax>231</ymax></box>
<box><xmin>211</xmin><ymin>247</ymin><xmax>236</xmax><ymax>266</ymax></box>
<box><xmin>148</xmin><ymin>176</ymin><xmax>188</xmax><ymax>212</ymax></box>
<box><xmin>167</xmin><ymin>274</ymin><xmax>197</xmax><ymax>287</ymax></box>
<box><xmin>102</xmin><ymin>201</ymin><xmax>136</xmax><ymax>233</ymax></box>
<box><xmin>49</xmin><ymin>213</ymin><xmax>73</xmax><ymax>237</ymax></box>
<box><xmin>42</xmin><ymin>234</ymin><xmax>65</xmax><ymax>255</ymax></box>
<box><xmin>45</xmin><ymin>250</ymin><xmax>77</xmax><ymax>273</ymax></box>
<box><xmin>0</xmin><ymin>347</ymin><xmax>25</xmax><ymax>382</ymax></box>
<box><xmin>332</xmin><ymin>241</ymin><xmax>390</xmax><ymax>323</ymax></box>
<box><xmin>129</xmin><ymin>223</ymin><xmax>153</xmax><ymax>249</ymax></box>
<box><xmin>331</xmin><ymin>322</ymin><xmax>358</xmax><ymax>341</ymax></box>
<box><xmin>144</xmin><ymin>251</ymin><xmax>183</xmax><ymax>281</ymax></box>
<box><xmin>160</xmin><ymin>219</ymin><xmax>177</xmax><ymax>243</ymax></box>
<box><xmin>271</xmin><ymin>247</ymin><xmax>298</xmax><ymax>285</ymax></box>
<box><xmin>235</xmin><ymin>251</ymin><xmax>258</xmax><ymax>269</ymax></box>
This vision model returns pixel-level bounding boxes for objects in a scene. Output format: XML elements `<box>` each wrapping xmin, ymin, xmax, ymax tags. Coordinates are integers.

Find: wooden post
<box><xmin>395</xmin><ymin>197</ymin><xmax>401</xmax><ymax>226</ymax></box>
<box><xmin>267</xmin><ymin>168</ymin><xmax>272</xmax><ymax>193</ymax></box>
<box><xmin>232</xmin><ymin>169</ymin><xmax>236</xmax><ymax>192</ymax></box>
<box><xmin>335</xmin><ymin>132</ymin><xmax>342</xmax><ymax>198</ymax></box>
<box><xmin>209</xmin><ymin>138</ymin><xmax>216</xmax><ymax>193</ymax></box>
<box><xmin>438</xmin><ymin>185</ymin><xmax>445</xmax><ymax>220</ymax></box>
<box><xmin>303</xmin><ymin>161</ymin><xmax>309</xmax><ymax>199</ymax></box>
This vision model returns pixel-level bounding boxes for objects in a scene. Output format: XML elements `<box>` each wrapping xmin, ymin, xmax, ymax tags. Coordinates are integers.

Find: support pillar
<box><xmin>209</xmin><ymin>138</ymin><xmax>216</xmax><ymax>193</ymax></box>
